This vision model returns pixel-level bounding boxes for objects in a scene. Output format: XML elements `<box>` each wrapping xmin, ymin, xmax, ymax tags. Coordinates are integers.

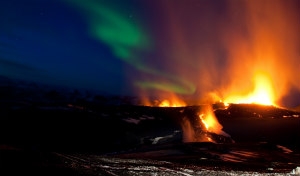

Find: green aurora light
<box><xmin>64</xmin><ymin>0</ymin><xmax>195</xmax><ymax>94</ymax></box>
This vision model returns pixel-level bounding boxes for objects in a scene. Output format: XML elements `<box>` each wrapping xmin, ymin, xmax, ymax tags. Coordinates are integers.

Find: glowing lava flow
<box><xmin>198</xmin><ymin>106</ymin><xmax>230</xmax><ymax>139</ymax></box>
<box><xmin>182</xmin><ymin>105</ymin><xmax>231</xmax><ymax>143</ymax></box>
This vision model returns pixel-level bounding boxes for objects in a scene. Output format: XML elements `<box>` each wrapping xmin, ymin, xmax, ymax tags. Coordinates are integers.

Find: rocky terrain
<box><xmin>1</xmin><ymin>77</ymin><xmax>300</xmax><ymax>175</ymax></box>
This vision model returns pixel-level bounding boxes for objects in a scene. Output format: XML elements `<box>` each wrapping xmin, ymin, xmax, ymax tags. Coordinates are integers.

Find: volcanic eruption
<box><xmin>132</xmin><ymin>0</ymin><xmax>300</xmax><ymax>143</ymax></box>
<box><xmin>1</xmin><ymin>1</ymin><xmax>300</xmax><ymax>175</ymax></box>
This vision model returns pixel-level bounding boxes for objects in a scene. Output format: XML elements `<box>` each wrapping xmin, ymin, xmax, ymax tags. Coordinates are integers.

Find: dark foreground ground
<box><xmin>1</xmin><ymin>102</ymin><xmax>300</xmax><ymax>175</ymax></box>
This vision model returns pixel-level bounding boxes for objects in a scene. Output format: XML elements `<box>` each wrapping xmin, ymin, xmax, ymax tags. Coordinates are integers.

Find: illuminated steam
<box><xmin>140</xmin><ymin>0</ymin><xmax>300</xmax><ymax>107</ymax></box>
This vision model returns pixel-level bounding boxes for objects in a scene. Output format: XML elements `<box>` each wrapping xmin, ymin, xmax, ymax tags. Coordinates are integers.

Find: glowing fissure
<box><xmin>141</xmin><ymin>92</ymin><xmax>187</xmax><ymax>107</ymax></box>
<box><xmin>159</xmin><ymin>99</ymin><xmax>186</xmax><ymax>107</ymax></box>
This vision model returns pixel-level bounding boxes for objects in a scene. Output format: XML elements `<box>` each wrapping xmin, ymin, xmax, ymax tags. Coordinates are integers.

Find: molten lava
<box><xmin>198</xmin><ymin>106</ymin><xmax>230</xmax><ymax>138</ymax></box>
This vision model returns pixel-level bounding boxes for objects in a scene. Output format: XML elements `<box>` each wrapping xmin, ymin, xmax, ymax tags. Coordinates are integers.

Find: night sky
<box><xmin>1</xmin><ymin>0</ymin><xmax>300</xmax><ymax>107</ymax></box>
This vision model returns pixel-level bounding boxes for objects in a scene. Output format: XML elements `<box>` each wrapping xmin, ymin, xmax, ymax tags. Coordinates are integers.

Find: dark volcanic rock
<box><xmin>1</xmin><ymin>103</ymin><xmax>299</xmax><ymax>153</ymax></box>
<box><xmin>216</xmin><ymin>104</ymin><xmax>300</xmax><ymax>149</ymax></box>
<box><xmin>1</xmin><ymin>97</ymin><xmax>300</xmax><ymax>175</ymax></box>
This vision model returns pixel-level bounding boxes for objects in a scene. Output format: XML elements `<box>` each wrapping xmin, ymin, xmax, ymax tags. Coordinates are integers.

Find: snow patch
<box><xmin>290</xmin><ymin>166</ymin><xmax>300</xmax><ymax>175</ymax></box>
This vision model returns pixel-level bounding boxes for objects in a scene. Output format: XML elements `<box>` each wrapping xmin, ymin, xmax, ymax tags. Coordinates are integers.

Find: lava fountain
<box><xmin>224</xmin><ymin>71</ymin><xmax>276</xmax><ymax>106</ymax></box>
<box><xmin>135</xmin><ymin>0</ymin><xmax>300</xmax><ymax>108</ymax></box>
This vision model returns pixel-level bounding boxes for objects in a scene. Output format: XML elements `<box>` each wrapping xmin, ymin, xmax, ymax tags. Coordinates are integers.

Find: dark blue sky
<box><xmin>1</xmin><ymin>0</ymin><xmax>300</xmax><ymax>107</ymax></box>
<box><xmin>0</xmin><ymin>0</ymin><xmax>135</xmax><ymax>94</ymax></box>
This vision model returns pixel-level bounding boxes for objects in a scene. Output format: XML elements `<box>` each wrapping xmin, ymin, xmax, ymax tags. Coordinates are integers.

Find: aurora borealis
<box><xmin>0</xmin><ymin>0</ymin><xmax>300</xmax><ymax>108</ymax></box>
<box><xmin>63</xmin><ymin>0</ymin><xmax>196</xmax><ymax>95</ymax></box>
<box><xmin>64</xmin><ymin>0</ymin><xmax>150</xmax><ymax>62</ymax></box>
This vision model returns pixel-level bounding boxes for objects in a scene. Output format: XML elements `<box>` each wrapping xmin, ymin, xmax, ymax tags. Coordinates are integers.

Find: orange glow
<box><xmin>199</xmin><ymin>114</ymin><xmax>208</xmax><ymax>129</ymax></box>
<box><xmin>140</xmin><ymin>92</ymin><xmax>187</xmax><ymax>107</ymax></box>
<box><xmin>224</xmin><ymin>71</ymin><xmax>276</xmax><ymax>106</ymax></box>
<box><xmin>136</xmin><ymin>1</ymin><xmax>299</xmax><ymax>109</ymax></box>
<box><xmin>159</xmin><ymin>93</ymin><xmax>186</xmax><ymax>107</ymax></box>
<box><xmin>159</xmin><ymin>98</ymin><xmax>186</xmax><ymax>107</ymax></box>
<box><xmin>198</xmin><ymin>106</ymin><xmax>228</xmax><ymax>136</ymax></box>
<box><xmin>180</xmin><ymin>105</ymin><xmax>230</xmax><ymax>143</ymax></box>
